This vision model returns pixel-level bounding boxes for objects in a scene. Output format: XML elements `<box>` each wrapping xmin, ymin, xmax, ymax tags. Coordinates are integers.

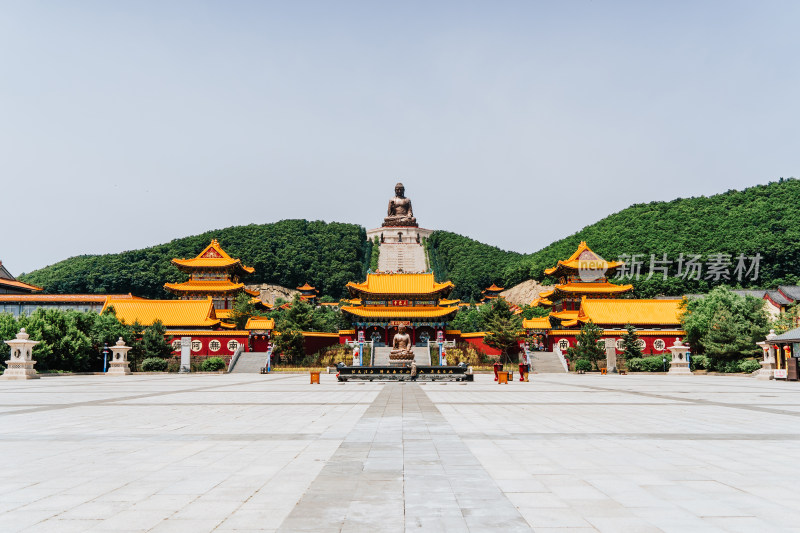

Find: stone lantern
<box><xmin>755</xmin><ymin>329</ymin><xmax>777</xmax><ymax>380</ymax></box>
<box><xmin>2</xmin><ymin>328</ymin><xmax>40</xmax><ymax>380</ymax></box>
<box><xmin>667</xmin><ymin>338</ymin><xmax>692</xmax><ymax>375</ymax></box>
<box><xmin>107</xmin><ymin>337</ymin><xmax>132</xmax><ymax>376</ymax></box>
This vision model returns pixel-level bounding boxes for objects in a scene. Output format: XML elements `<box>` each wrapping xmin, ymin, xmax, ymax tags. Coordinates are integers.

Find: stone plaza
<box><xmin>1</xmin><ymin>374</ymin><xmax>799</xmax><ymax>532</ymax></box>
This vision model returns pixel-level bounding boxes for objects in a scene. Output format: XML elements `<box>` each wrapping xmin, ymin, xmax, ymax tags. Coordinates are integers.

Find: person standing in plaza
<box><xmin>410</xmin><ymin>360</ymin><xmax>418</xmax><ymax>381</ymax></box>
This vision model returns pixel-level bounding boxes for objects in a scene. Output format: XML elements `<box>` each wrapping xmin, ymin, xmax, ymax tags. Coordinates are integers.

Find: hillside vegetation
<box><xmin>21</xmin><ymin>179</ymin><xmax>800</xmax><ymax>303</ymax></box>
<box><xmin>21</xmin><ymin>220</ymin><xmax>371</xmax><ymax>299</ymax></box>
<box><xmin>426</xmin><ymin>178</ymin><xmax>800</xmax><ymax>300</ymax></box>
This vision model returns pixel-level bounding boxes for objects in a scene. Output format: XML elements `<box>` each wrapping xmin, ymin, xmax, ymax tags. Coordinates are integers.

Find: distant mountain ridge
<box><xmin>20</xmin><ymin>179</ymin><xmax>800</xmax><ymax>301</ymax></box>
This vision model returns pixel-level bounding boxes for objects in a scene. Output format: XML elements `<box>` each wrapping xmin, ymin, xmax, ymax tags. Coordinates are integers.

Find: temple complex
<box><xmin>164</xmin><ymin>239</ymin><xmax>259</xmax><ymax>310</ymax></box>
<box><xmin>525</xmin><ymin>243</ymin><xmax>685</xmax><ymax>355</ymax></box>
<box><xmin>341</xmin><ymin>273</ymin><xmax>459</xmax><ymax>346</ymax></box>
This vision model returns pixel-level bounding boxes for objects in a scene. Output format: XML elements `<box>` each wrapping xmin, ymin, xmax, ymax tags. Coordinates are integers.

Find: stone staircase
<box><xmin>529</xmin><ymin>350</ymin><xmax>567</xmax><ymax>373</ymax></box>
<box><xmin>373</xmin><ymin>346</ymin><xmax>431</xmax><ymax>366</ymax></box>
<box><xmin>229</xmin><ymin>352</ymin><xmax>269</xmax><ymax>373</ymax></box>
<box><xmin>377</xmin><ymin>243</ymin><xmax>427</xmax><ymax>273</ymax></box>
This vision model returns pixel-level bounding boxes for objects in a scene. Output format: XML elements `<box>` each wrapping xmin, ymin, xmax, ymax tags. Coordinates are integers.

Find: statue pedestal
<box><xmin>2</xmin><ymin>329</ymin><xmax>40</xmax><ymax>380</ymax></box>
<box><xmin>367</xmin><ymin>226</ymin><xmax>433</xmax><ymax>245</ymax></box>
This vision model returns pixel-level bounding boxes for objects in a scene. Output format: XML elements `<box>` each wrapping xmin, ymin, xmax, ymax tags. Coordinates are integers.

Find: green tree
<box><xmin>231</xmin><ymin>292</ymin><xmax>257</xmax><ymax>329</ymax></box>
<box><xmin>621</xmin><ymin>324</ymin><xmax>643</xmax><ymax>360</ymax></box>
<box><xmin>567</xmin><ymin>321</ymin><xmax>605</xmax><ymax>370</ymax></box>
<box><xmin>484</xmin><ymin>313</ymin><xmax>522</xmax><ymax>364</ymax></box>
<box><xmin>140</xmin><ymin>321</ymin><xmax>173</xmax><ymax>359</ymax></box>
<box><xmin>772</xmin><ymin>304</ymin><xmax>799</xmax><ymax>334</ymax></box>
<box><xmin>681</xmin><ymin>286</ymin><xmax>768</xmax><ymax>361</ymax></box>
<box><xmin>703</xmin><ymin>307</ymin><xmax>762</xmax><ymax>367</ymax></box>
<box><xmin>272</xmin><ymin>328</ymin><xmax>305</xmax><ymax>365</ymax></box>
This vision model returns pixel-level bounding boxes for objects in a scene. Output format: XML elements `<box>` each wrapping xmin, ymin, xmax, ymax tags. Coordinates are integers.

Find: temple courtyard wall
<box><xmin>1</xmin><ymin>373</ymin><xmax>798</xmax><ymax>531</ymax></box>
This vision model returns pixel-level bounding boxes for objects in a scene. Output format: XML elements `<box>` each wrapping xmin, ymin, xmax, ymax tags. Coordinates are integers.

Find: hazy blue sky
<box><xmin>2</xmin><ymin>1</ymin><xmax>798</xmax><ymax>275</ymax></box>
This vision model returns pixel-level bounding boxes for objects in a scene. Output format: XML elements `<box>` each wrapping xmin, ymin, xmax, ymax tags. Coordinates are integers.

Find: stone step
<box><xmin>377</xmin><ymin>243</ymin><xmax>427</xmax><ymax>273</ymax></box>
<box><xmin>529</xmin><ymin>351</ymin><xmax>567</xmax><ymax>373</ymax></box>
<box><xmin>229</xmin><ymin>352</ymin><xmax>269</xmax><ymax>373</ymax></box>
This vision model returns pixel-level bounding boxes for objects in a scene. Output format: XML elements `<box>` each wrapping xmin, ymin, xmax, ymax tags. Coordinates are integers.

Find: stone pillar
<box><xmin>180</xmin><ymin>337</ymin><xmax>191</xmax><ymax>373</ymax></box>
<box><xmin>604</xmin><ymin>338</ymin><xmax>617</xmax><ymax>373</ymax></box>
<box><xmin>2</xmin><ymin>328</ymin><xmax>40</xmax><ymax>380</ymax></box>
<box><xmin>667</xmin><ymin>338</ymin><xmax>692</xmax><ymax>375</ymax></box>
<box><xmin>106</xmin><ymin>337</ymin><xmax>132</xmax><ymax>375</ymax></box>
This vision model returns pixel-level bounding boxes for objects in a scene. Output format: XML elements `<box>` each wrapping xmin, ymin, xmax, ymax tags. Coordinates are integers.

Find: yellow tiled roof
<box><xmin>341</xmin><ymin>306</ymin><xmax>459</xmax><ymax>319</ymax></box>
<box><xmin>482</xmin><ymin>284</ymin><xmax>504</xmax><ymax>293</ymax></box>
<box><xmin>164</xmin><ymin>280</ymin><xmax>247</xmax><ymax>293</ymax></box>
<box><xmin>103</xmin><ymin>298</ymin><xmax>219</xmax><ymax>328</ymax></box>
<box><xmin>576</xmin><ymin>298</ymin><xmax>684</xmax><ymax>326</ymax></box>
<box><xmin>439</xmin><ymin>299</ymin><xmax>461</xmax><ymax>306</ymax></box>
<box><xmin>301</xmin><ymin>331</ymin><xmax>339</xmax><ymax>338</ymax></box>
<box><xmin>245</xmin><ymin>317</ymin><xmax>275</xmax><ymax>330</ymax></box>
<box><xmin>0</xmin><ymin>293</ymin><xmax>140</xmax><ymax>303</ymax></box>
<box><xmin>538</xmin><ymin>289</ymin><xmax>555</xmax><ymax>298</ymax></box>
<box><xmin>522</xmin><ymin>317</ymin><xmax>551</xmax><ymax>330</ymax></box>
<box><xmin>549</xmin><ymin>329</ymin><xmax>686</xmax><ymax>337</ymax></box>
<box><xmin>554</xmin><ymin>282</ymin><xmax>633</xmax><ymax>294</ymax></box>
<box><xmin>215</xmin><ymin>309</ymin><xmax>233</xmax><ymax>319</ymax></box>
<box><xmin>550</xmin><ymin>310</ymin><xmax>580</xmax><ymax>321</ymax></box>
<box><xmin>297</xmin><ymin>283</ymin><xmax>316</xmax><ymax>291</ymax></box>
<box><xmin>562</xmin><ymin>319</ymin><xmax>579</xmax><ymax>327</ymax></box>
<box><xmin>165</xmin><ymin>330</ymin><xmax>248</xmax><ymax>337</ymax></box>
<box><xmin>172</xmin><ymin>239</ymin><xmax>255</xmax><ymax>274</ymax></box>
<box><xmin>544</xmin><ymin>241</ymin><xmax>624</xmax><ymax>276</ymax></box>
<box><xmin>346</xmin><ymin>273</ymin><xmax>454</xmax><ymax>297</ymax></box>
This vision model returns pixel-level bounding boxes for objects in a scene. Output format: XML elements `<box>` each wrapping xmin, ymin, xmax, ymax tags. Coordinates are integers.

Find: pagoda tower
<box><xmin>296</xmin><ymin>283</ymin><xmax>319</xmax><ymax>305</ymax></box>
<box><xmin>481</xmin><ymin>283</ymin><xmax>504</xmax><ymax>302</ymax></box>
<box><xmin>534</xmin><ymin>242</ymin><xmax>632</xmax><ymax>327</ymax></box>
<box><xmin>164</xmin><ymin>239</ymin><xmax>259</xmax><ymax>310</ymax></box>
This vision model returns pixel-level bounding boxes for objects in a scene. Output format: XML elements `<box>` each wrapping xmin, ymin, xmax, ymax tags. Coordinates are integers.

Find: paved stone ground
<box><xmin>0</xmin><ymin>373</ymin><xmax>799</xmax><ymax>532</ymax></box>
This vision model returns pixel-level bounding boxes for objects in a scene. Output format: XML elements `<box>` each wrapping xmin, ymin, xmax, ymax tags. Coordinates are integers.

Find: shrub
<box><xmin>201</xmin><ymin>357</ymin><xmax>226</xmax><ymax>372</ymax></box>
<box><xmin>738</xmin><ymin>359</ymin><xmax>761</xmax><ymax>373</ymax></box>
<box><xmin>627</xmin><ymin>355</ymin><xmax>670</xmax><ymax>372</ymax></box>
<box><xmin>690</xmin><ymin>354</ymin><xmax>709</xmax><ymax>370</ymax></box>
<box><xmin>141</xmin><ymin>357</ymin><xmax>168</xmax><ymax>372</ymax></box>
<box><xmin>574</xmin><ymin>359</ymin><xmax>592</xmax><ymax>372</ymax></box>
<box><xmin>712</xmin><ymin>359</ymin><xmax>753</xmax><ymax>373</ymax></box>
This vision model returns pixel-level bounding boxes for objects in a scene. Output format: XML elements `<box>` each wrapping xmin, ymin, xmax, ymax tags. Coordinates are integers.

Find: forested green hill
<box><xmin>21</xmin><ymin>220</ymin><xmax>371</xmax><ymax>299</ymax></box>
<box><xmin>427</xmin><ymin>178</ymin><xmax>800</xmax><ymax>299</ymax></box>
<box><xmin>21</xmin><ymin>179</ymin><xmax>800</xmax><ymax>302</ymax></box>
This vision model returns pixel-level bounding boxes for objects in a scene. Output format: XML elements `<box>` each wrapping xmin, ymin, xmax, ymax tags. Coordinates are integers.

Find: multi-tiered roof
<box><xmin>164</xmin><ymin>239</ymin><xmax>259</xmax><ymax>309</ymax></box>
<box><xmin>342</xmin><ymin>273</ymin><xmax>458</xmax><ymax>322</ymax></box>
<box><xmin>534</xmin><ymin>242</ymin><xmax>633</xmax><ymax>326</ymax></box>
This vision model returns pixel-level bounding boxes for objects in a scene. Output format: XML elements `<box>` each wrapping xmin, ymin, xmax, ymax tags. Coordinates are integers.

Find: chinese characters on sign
<box><xmin>611</xmin><ymin>253</ymin><xmax>762</xmax><ymax>282</ymax></box>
